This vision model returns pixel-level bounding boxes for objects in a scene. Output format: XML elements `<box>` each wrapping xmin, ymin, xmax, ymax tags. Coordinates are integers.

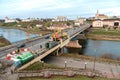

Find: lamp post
<box><xmin>41</xmin><ymin>61</ymin><xmax>44</xmax><ymax>67</ymax></box>
<box><xmin>85</xmin><ymin>62</ymin><xmax>87</xmax><ymax>70</ymax></box>
<box><xmin>65</xmin><ymin>60</ymin><xmax>67</xmax><ymax>68</ymax></box>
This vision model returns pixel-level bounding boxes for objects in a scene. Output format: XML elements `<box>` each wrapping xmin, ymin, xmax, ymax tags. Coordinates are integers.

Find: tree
<box><xmin>44</xmin><ymin>21</ymin><xmax>51</xmax><ymax>27</ymax></box>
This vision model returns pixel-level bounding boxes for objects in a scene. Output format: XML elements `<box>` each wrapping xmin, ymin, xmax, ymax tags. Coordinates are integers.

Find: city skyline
<box><xmin>0</xmin><ymin>0</ymin><xmax>120</xmax><ymax>19</ymax></box>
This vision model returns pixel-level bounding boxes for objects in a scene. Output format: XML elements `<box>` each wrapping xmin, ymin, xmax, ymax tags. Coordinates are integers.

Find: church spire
<box><xmin>95</xmin><ymin>10</ymin><xmax>99</xmax><ymax>19</ymax></box>
<box><xmin>96</xmin><ymin>10</ymin><xmax>99</xmax><ymax>15</ymax></box>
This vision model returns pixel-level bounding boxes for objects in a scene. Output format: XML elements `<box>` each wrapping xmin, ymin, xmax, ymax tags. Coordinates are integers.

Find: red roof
<box><xmin>98</xmin><ymin>14</ymin><xmax>105</xmax><ymax>16</ymax></box>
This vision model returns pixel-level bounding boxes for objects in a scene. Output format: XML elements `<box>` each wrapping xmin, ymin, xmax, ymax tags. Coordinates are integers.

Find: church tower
<box><xmin>95</xmin><ymin>10</ymin><xmax>99</xmax><ymax>19</ymax></box>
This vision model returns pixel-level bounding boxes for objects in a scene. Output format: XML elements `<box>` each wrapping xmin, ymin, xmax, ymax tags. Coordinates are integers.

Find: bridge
<box><xmin>16</xmin><ymin>24</ymin><xmax>90</xmax><ymax>71</ymax></box>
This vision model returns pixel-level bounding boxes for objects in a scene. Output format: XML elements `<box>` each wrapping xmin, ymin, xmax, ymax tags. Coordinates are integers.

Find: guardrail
<box><xmin>17</xmin><ymin>69</ymin><xmax>103</xmax><ymax>78</ymax></box>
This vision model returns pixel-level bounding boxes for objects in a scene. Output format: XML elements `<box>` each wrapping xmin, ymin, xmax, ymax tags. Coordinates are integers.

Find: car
<box><xmin>17</xmin><ymin>43</ymin><xmax>26</xmax><ymax>48</ymax></box>
<box><xmin>45</xmin><ymin>36</ymin><xmax>50</xmax><ymax>39</ymax></box>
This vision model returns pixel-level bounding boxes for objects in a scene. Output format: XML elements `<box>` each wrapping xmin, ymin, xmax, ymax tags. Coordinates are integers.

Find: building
<box><xmin>92</xmin><ymin>20</ymin><xmax>120</xmax><ymax>28</ymax></box>
<box><xmin>47</xmin><ymin>24</ymin><xmax>70</xmax><ymax>30</ymax></box>
<box><xmin>74</xmin><ymin>17</ymin><xmax>86</xmax><ymax>26</ymax></box>
<box><xmin>95</xmin><ymin>10</ymin><xmax>108</xmax><ymax>20</ymax></box>
<box><xmin>5</xmin><ymin>17</ymin><xmax>17</xmax><ymax>23</ymax></box>
<box><xmin>21</xmin><ymin>19</ymin><xmax>31</xmax><ymax>22</ymax></box>
<box><xmin>54</xmin><ymin>16</ymin><xmax>68</xmax><ymax>22</ymax></box>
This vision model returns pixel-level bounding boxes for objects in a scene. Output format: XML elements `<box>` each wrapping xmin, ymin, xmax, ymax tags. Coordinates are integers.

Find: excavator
<box><xmin>52</xmin><ymin>30</ymin><xmax>68</xmax><ymax>41</ymax></box>
<box><xmin>52</xmin><ymin>30</ymin><xmax>61</xmax><ymax>41</ymax></box>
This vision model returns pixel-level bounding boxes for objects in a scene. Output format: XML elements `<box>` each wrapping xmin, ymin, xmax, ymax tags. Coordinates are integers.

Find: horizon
<box><xmin>0</xmin><ymin>0</ymin><xmax>120</xmax><ymax>19</ymax></box>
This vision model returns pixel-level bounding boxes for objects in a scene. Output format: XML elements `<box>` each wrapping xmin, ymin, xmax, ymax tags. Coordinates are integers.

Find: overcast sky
<box><xmin>0</xmin><ymin>0</ymin><xmax>120</xmax><ymax>19</ymax></box>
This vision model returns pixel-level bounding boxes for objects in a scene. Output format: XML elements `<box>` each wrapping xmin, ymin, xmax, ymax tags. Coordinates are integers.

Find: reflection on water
<box><xmin>0</xmin><ymin>28</ymin><xmax>38</xmax><ymax>43</ymax></box>
<box><xmin>66</xmin><ymin>39</ymin><xmax>120</xmax><ymax>60</ymax></box>
<box><xmin>83</xmin><ymin>39</ymin><xmax>120</xmax><ymax>59</ymax></box>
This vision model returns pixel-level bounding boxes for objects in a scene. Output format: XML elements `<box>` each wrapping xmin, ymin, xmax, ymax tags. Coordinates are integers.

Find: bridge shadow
<box><xmin>41</xmin><ymin>50</ymin><xmax>58</xmax><ymax>63</ymax></box>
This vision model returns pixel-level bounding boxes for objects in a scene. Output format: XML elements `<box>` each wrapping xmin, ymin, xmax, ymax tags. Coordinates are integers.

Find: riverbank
<box><xmin>0</xmin><ymin>26</ymin><xmax>51</xmax><ymax>35</ymax></box>
<box><xmin>87</xmin><ymin>28</ymin><xmax>120</xmax><ymax>41</ymax></box>
<box><xmin>0</xmin><ymin>36</ymin><xmax>11</xmax><ymax>47</ymax></box>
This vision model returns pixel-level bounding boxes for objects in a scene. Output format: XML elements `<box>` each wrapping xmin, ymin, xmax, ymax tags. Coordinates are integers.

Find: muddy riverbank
<box><xmin>87</xmin><ymin>34</ymin><xmax>120</xmax><ymax>41</ymax></box>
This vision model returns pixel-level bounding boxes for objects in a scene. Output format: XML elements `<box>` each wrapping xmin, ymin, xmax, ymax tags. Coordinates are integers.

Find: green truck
<box><xmin>17</xmin><ymin>52</ymin><xmax>34</xmax><ymax>64</ymax></box>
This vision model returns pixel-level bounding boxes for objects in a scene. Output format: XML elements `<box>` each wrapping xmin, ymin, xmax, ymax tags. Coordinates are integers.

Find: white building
<box><xmin>74</xmin><ymin>17</ymin><xmax>86</xmax><ymax>26</ymax></box>
<box><xmin>21</xmin><ymin>19</ymin><xmax>31</xmax><ymax>22</ymax></box>
<box><xmin>55</xmin><ymin>16</ymin><xmax>68</xmax><ymax>22</ymax></box>
<box><xmin>92</xmin><ymin>20</ymin><xmax>120</xmax><ymax>28</ymax></box>
<box><xmin>5</xmin><ymin>17</ymin><xmax>17</xmax><ymax>23</ymax></box>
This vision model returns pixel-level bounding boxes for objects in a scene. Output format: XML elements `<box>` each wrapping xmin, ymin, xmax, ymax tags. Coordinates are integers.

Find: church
<box><xmin>95</xmin><ymin>10</ymin><xmax>108</xmax><ymax>20</ymax></box>
<box><xmin>93</xmin><ymin>10</ymin><xmax>120</xmax><ymax>28</ymax></box>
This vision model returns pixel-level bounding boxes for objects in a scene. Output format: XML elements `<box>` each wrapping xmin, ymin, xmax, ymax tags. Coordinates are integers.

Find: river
<box><xmin>0</xmin><ymin>28</ymin><xmax>38</xmax><ymax>43</ymax></box>
<box><xmin>82</xmin><ymin>39</ymin><xmax>120</xmax><ymax>59</ymax></box>
<box><xmin>66</xmin><ymin>39</ymin><xmax>120</xmax><ymax>60</ymax></box>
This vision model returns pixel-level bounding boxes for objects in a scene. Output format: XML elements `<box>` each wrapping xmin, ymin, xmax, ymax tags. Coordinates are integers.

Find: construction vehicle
<box><xmin>52</xmin><ymin>30</ymin><xmax>68</xmax><ymax>41</ymax></box>
<box><xmin>61</xmin><ymin>32</ymin><xmax>68</xmax><ymax>39</ymax></box>
<box><xmin>52</xmin><ymin>30</ymin><xmax>61</xmax><ymax>41</ymax></box>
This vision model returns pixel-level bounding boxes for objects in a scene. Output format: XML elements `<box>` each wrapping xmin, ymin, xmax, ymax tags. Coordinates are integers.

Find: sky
<box><xmin>0</xmin><ymin>0</ymin><xmax>120</xmax><ymax>19</ymax></box>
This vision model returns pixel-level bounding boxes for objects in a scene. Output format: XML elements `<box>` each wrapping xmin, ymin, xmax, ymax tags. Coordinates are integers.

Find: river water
<box><xmin>0</xmin><ymin>28</ymin><xmax>38</xmax><ymax>43</ymax></box>
<box><xmin>82</xmin><ymin>39</ymin><xmax>120</xmax><ymax>59</ymax></box>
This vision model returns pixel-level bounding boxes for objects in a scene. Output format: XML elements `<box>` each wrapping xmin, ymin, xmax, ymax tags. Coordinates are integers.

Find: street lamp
<box><xmin>85</xmin><ymin>62</ymin><xmax>87</xmax><ymax>70</ymax></box>
<box><xmin>41</xmin><ymin>61</ymin><xmax>44</xmax><ymax>67</ymax></box>
<box><xmin>65</xmin><ymin>60</ymin><xmax>67</xmax><ymax>68</ymax></box>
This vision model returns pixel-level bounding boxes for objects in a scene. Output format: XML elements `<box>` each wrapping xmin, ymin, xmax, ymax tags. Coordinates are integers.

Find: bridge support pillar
<box><xmin>56</xmin><ymin>48</ymin><xmax>59</xmax><ymax>56</ymax></box>
<box><xmin>56</xmin><ymin>47</ymin><xmax>64</xmax><ymax>56</ymax></box>
<box><xmin>61</xmin><ymin>47</ymin><xmax>64</xmax><ymax>54</ymax></box>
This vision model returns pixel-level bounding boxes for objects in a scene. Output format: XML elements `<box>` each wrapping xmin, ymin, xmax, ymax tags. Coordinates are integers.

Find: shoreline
<box><xmin>87</xmin><ymin>34</ymin><xmax>120</xmax><ymax>41</ymax></box>
<box><xmin>0</xmin><ymin>26</ymin><xmax>51</xmax><ymax>35</ymax></box>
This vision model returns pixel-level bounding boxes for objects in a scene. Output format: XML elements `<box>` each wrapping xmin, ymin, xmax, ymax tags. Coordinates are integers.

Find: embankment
<box><xmin>0</xmin><ymin>36</ymin><xmax>11</xmax><ymax>47</ymax></box>
<box><xmin>87</xmin><ymin>28</ymin><xmax>120</xmax><ymax>41</ymax></box>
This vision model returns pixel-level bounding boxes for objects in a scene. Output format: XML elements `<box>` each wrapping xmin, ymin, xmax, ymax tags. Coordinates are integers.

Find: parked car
<box><xmin>17</xmin><ymin>43</ymin><xmax>26</xmax><ymax>48</ymax></box>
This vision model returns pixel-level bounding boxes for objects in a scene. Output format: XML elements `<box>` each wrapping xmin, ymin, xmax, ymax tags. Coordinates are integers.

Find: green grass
<box><xmin>19</xmin><ymin>75</ymin><xmax>117</xmax><ymax>80</ymax></box>
<box><xmin>24</xmin><ymin>62</ymin><xmax>62</xmax><ymax>71</ymax></box>
<box><xmin>89</xmin><ymin>28</ymin><xmax>120</xmax><ymax>36</ymax></box>
<box><xmin>0</xmin><ymin>43</ymin><xmax>6</xmax><ymax>47</ymax></box>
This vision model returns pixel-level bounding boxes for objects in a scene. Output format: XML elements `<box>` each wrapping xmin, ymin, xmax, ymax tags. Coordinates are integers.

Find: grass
<box><xmin>19</xmin><ymin>75</ymin><xmax>117</xmax><ymax>80</ymax></box>
<box><xmin>87</xmin><ymin>28</ymin><xmax>120</xmax><ymax>41</ymax></box>
<box><xmin>0</xmin><ymin>37</ymin><xmax>11</xmax><ymax>47</ymax></box>
<box><xmin>24</xmin><ymin>62</ymin><xmax>62</xmax><ymax>71</ymax></box>
<box><xmin>0</xmin><ymin>43</ymin><xmax>6</xmax><ymax>47</ymax></box>
<box><xmin>89</xmin><ymin>28</ymin><xmax>120</xmax><ymax>36</ymax></box>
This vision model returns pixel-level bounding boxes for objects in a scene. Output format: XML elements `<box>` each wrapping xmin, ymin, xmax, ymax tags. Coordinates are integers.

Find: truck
<box><xmin>13</xmin><ymin>52</ymin><xmax>34</xmax><ymax>69</ymax></box>
<box><xmin>45</xmin><ymin>41</ymin><xmax>59</xmax><ymax>49</ymax></box>
<box><xmin>17</xmin><ymin>52</ymin><xmax>34</xmax><ymax>64</ymax></box>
